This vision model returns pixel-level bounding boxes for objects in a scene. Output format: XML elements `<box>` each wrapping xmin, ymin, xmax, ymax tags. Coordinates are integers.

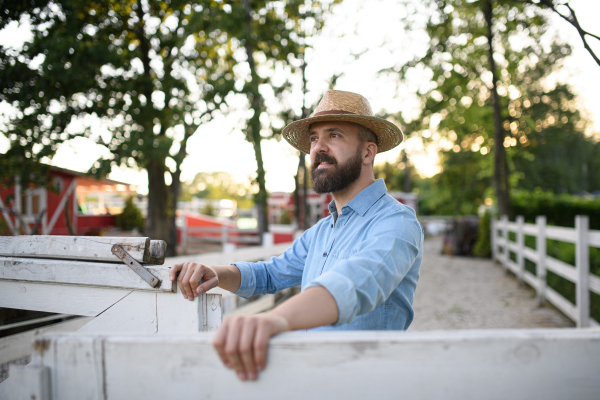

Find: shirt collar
<box><xmin>327</xmin><ymin>179</ymin><xmax>388</xmax><ymax>218</ymax></box>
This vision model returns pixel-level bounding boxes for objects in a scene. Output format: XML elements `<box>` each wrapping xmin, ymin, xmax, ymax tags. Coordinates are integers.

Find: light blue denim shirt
<box><xmin>233</xmin><ymin>179</ymin><xmax>423</xmax><ymax>331</ymax></box>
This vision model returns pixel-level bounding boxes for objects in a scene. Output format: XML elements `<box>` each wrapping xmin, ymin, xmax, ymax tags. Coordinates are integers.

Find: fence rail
<box><xmin>492</xmin><ymin>215</ymin><xmax>600</xmax><ymax>328</ymax></box>
<box><xmin>3</xmin><ymin>329</ymin><xmax>599</xmax><ymax>400</ymax></box>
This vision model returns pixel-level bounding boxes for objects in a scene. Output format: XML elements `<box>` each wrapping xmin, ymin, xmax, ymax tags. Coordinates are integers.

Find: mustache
<box><xmin>312</xmin><ymin>153</ymin><xmax>337</xmax><ymax>169</ymax></box>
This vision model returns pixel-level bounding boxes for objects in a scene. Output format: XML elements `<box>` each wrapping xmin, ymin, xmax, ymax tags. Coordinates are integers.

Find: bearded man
<box><xmin>170</xmin><ymin>90</ymin><xmax>423</xmax><ymax>381</ymax></box>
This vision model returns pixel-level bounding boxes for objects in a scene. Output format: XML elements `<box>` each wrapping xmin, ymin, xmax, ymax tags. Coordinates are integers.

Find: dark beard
<box><xmin>310</xmin><ymin>147</ymin><xmax>363</xmax><ymax>194</ymax></box>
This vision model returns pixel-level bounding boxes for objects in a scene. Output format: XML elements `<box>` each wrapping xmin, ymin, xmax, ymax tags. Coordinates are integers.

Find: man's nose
<box><xmin>310</xmin><ymin>136</ymin><xmax>328</xmax><ymax>154</ymax></box>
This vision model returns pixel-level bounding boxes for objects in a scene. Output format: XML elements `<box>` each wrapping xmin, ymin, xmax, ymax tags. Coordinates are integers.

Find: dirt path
<box><xmin>410</xmin><ymin>237</ymin><xmax>574</xmax><ymax>331</ymax></box>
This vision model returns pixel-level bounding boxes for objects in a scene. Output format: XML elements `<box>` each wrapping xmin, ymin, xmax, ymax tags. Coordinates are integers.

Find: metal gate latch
<box><xmin>111</xmin><ymin>244</ymin><xmax>161</xmax><ymax>288</ymax></box>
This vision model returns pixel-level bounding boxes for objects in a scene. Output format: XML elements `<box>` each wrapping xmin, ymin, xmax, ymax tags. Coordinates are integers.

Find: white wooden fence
<box><xmin>2</xmin><ymin>328</ymin><xmax>600</xmax><ymax>400</ymax></box>
<box><xmin>492</xmin><ymin>215</ymin><xmax>600</xmax><ymax>328</ymax></box>
<box><xmin>0</xmin><ymin>237</ymin><xmax>293</xmax><ymax>367</ymax></box>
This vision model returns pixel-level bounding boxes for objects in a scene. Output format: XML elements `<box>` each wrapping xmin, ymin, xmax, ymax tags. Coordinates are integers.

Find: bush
<box><xmin>512</xmin><ymin>189</ymin><xmax>600</xmax><ymax>229</ymax></box>
<box><xmin>473</xmin><ymin>211</ymin><xmax>491</xmax><ymax>257</ymax></box>
<box><xmin>115</xmin><ymin>196</ymin><xmax>144</xmax><ymax>232</ymax></box>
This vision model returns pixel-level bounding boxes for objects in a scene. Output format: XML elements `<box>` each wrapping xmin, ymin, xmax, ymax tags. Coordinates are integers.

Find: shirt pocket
<box><xmin>336</xmin><ymin>248</ymin><xmax>360</xmax><ymax>260</ymax></box>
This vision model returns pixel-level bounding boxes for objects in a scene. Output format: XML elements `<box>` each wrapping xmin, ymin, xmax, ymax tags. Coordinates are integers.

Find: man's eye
<box><xmin>310</xmin><ymin>136</ymin><xmax>318</xmax><ymax>142</ymax></box>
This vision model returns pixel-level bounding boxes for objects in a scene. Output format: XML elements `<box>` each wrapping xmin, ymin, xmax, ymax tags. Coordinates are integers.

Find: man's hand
<box><xmin>212</xmin><ymin>313</ymin><xmax>290</xmax><ymax>381</ymax></box>
<box><xmin>169</xmin><ymin>262</ymin><xmax>219</xmax><ymax>300</ymax></box>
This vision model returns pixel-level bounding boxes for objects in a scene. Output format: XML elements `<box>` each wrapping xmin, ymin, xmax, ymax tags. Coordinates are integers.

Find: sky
<box><xmin>0</xmin><ymin>0</ymin><xmax>599</xmax><ymax>195</ymax></box>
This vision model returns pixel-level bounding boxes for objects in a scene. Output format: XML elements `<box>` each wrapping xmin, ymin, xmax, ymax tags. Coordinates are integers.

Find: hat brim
<box><xmin>282</xmin><ymin>114</ymin><xmax>404</xmax><ymax>154</ymax></box>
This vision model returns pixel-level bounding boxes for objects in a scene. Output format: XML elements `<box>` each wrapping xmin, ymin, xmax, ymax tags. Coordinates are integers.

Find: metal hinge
<box><xmin>111</xmin><ymin>244</ymin><xmax>162</xmax><ymax>288</ymax></box>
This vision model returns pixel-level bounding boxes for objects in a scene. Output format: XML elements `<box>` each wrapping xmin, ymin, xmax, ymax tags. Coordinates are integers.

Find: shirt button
<box><xmin>330</xmin><ymin>224</ymin><xmax>333</xmax><ymax>228</ymax></box>
<box><xmin>322</xmin><ymin>252</ymin><xmax>327</xmax><ymax>257</ymax></box>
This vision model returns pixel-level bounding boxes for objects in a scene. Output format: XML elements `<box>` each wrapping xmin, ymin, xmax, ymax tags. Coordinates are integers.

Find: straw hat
<box><xmin>282</xmin><ymin>90</ymin><xmax>404</xmax><ymax>154</ymax></box>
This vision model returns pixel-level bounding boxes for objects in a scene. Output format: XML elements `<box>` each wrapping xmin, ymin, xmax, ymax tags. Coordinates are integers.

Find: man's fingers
<box><xmin>197</xmin><ymin>276</ymin><xmax>218</xmax><ymax>294</ymax></box>
<box><xmin>169</xmin><ymin>263</ymin><xmax>184</xmax><ymax>281</ymax></box>
<box><xmin>181</xmin><ymin>263</ymin><xmax>199</xmax><ymax>300</ymax></box>
<box><xmin>224</xmin><ymin>317</ymin><xmax>244</xmax><ymax>379</ymax></box>
<box><xmin>253</xmin><ymin>320</ymin><xmax>272</xmax><ymax>373</ymax></box>
<box><xmin>239</xmin><ymin>319</ymin><xmax>258</xmax><ymax>380</ymax></box>
<box><xmin>213</xmin><ymin>321</ymin><xmax>231</xmax><ymax>368</ymax></box>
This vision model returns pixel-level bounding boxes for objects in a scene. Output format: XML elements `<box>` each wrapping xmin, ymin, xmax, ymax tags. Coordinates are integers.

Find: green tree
<box><xmin>0</xmin><ymin>1</ymin><xmax>237</xmax><ymax>254</ymax></box>
<box><xmin>181</xmin><ymin>171</ymin><xmax>254</xmax><ymax>209</ymax></box>
<box><xmin>388</xmin><ymin>0</ymin><xmax>594</xmax><ymax>215</ymax></box>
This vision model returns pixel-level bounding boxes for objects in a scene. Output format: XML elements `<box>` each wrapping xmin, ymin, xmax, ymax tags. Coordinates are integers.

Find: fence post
<box><xmin>221</xmin><ymin>224</ymin><xmax>229</xmax><ymax>252</ymax></box>
<box><xmin>182</xmin><ymin>215</ymin><xmax>188</xmax><ymax>254</ymax></box>
<box><xmin>536</xmin><ymin>215</ymin><xmax>546</xmax><ymax>306</ymax></box>
<box><xmin>502</xmin><ymin>215</ymin><xmax>509</xmax><ymax>270</ymax></box>
<box><xmin>491</xmin><ymin>218</ymin><xmax>497</xmax><ymax>262</ymax></box>
<box><xmin>576</xmin><ymin>215</ymin><xmax>590</xmax><ymax>328</ymax></box>
<box><xmin>517</xmin><ymin>216</ymin><xmax>524</xmax><ymax>284</ymax></box>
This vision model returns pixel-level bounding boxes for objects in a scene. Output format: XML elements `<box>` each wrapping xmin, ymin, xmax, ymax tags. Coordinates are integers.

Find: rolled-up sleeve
<box><xmin>305</xmin><ymin>213</ymin><xmax>422</xmax><ymax>326</ymax></box>
<box><xmin>232</xmin><ymin>228</ymin><xmax>312</xmax><ymax>299</ymax></box>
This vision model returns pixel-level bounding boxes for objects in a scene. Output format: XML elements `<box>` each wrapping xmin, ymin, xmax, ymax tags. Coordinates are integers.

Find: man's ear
<box><xmin>364</xmin><ymin>142</ymin><xmax>378</xmax><ymax>164</ymax></box>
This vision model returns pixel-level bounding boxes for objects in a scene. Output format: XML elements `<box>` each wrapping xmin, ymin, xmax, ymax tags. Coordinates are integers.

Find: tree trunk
<box><xmin>242</xmin><ymin>0</ymin><xmax>269</xmax><ymax>239</ymax></box>
<box><xmin>484</xmin><ymin>0</ymin><xmax>514</xmax><ymax>219</ymax></box>
<box><xmin>146</xmin><ymin>159</ymin><xmax>172</xmax><ymax>248</ymax></box>
<box><xmin>402</xmin><ymin>150</ymin><xmax>411</xmax><ymax>193</ymax></box>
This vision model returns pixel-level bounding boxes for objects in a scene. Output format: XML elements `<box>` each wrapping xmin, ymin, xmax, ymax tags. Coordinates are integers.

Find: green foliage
<box><xmin>512</xmin><ymin>189</ymin><xmax>600</xmax><ymax>230</ymax></box>
<box><xmin>279</xmin><ymin>210</ymin><xmax>291</xmax><ymax>225</ymax></box>
<box><xmin>115</xmin><ymin>196</ymin><xmax>144</xmax><ymax>232</ymax></box>
<box><xmin>473</xmin><ymin>211</ymin><xmax>491</xmax><ymax>257</ymax></box>
<box><xmin>181</xmin><ymin>171</ymin><xmax>254</xmax><ymax>209</ymax></box>
<box><xmin>386</xmin><ymin>0</ymin><xmax>598</xmax><ymax>216</ymax></box>
<box><xmin>200</xmin><ymin>202</ymin><xmax>215</xmax><ymax>217</ymax></box>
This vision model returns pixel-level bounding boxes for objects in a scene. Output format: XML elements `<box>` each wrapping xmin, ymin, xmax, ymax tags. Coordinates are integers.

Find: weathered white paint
<box><xmin>493</xmin><ymin>215</ymin><xmax>599</xmax><ymax>327</ymax></box>
<box><xmin>156</xmin><ymin>292</ymin><xmax>222</xmax><ymax>333</ymax></box>
<box><xmin>0</xmin><ymin>317</ymin><xmax>93</xmax><ymax>365</ymax></box>
<box><xmin>77</xmin><ymin>291</ymin><xmax>158</xmax><ymax>333</ymax></box>
<box><xmin>0</xmin><ymin>364</ymin><xmax>50</xmax><ymax>400</ymax></box>
<box><xmin>0</xmin><ymin>256</ymin><xmax>174</xmax><ymax>292</ymax></box>
<box><xmin>0</xmin><ymin>280</ymin><xmax>130</xmax><ymax>316</ymax></box>
<box><xmin>25</xmin><ymin>328</ymin><xmax>600</xmax><ymax>400</ymax></box>
<box><xmin>0</xmin><ymin>236</ymin><xmax>152</xmax><ymax>263</ymax></box>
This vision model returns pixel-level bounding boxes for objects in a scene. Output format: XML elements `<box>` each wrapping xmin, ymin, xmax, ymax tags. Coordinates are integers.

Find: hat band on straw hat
<box><xmin>313</xmin><ymin>110</ymin><xmax>356</xmax><ymax>117</ymax></box>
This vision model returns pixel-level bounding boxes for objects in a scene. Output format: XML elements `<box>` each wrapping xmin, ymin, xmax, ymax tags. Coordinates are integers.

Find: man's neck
<box><xmin>331</xmin><ymin>175</ymin><xmax>377</xmax><ymax>216</ymax></box>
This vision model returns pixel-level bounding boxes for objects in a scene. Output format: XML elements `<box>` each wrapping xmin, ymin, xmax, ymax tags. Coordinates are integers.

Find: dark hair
<box><xmin>354</xmin><ymin>123</ymin><xmax>378</xmax><ymax>145</ymax></box>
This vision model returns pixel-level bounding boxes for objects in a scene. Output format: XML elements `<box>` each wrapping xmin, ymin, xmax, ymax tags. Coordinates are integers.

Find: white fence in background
<box><xmin>492</xmin><ymin>215</ymin><xmax>600</xmax><ymax>328</ymax></box>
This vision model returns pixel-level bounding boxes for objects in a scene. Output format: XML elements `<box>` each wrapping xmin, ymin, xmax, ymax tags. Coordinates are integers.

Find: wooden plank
<box><xmin>29</xmin><ymin>329</ymin><xmax>600</xmax><ymax>400</ymax></box>
<box><xmin>522</xmin><ymin>271</ymin><xmax>540</xmax><ymax>291</ymax></box>
<box><xmin>0</xmin><ymin>317</ymin><xmax>93</xmax><ymax>365</ymax></box>
<box><xmin>522</xmin><ymin>246</ymin><xmax>538</xmax><ymax>263</ymax></box>
<box><xmin>156</xmin><ymin>292</ymin><xmax>222</xmax><ymax>333</ymax></box>
<box><xmin>506</xmin><ymin>259</ymin><xmax>519</xmax><ymax>274</ymax></box>
<box><xmin>0</xmin><ymin>236</ymin><xmax>152</xmax><ymax>263</ymax></box>
<box><xmin>545</xmin><ymin>226</ymin><xmax>577</xmax><ymax>243</ymax></box>
<box><xmin>0</xmin><ymin>280</ymin><xmax>131</xmax><ymax>316</ymax></box>
<box><xmin>505</xmin><ymin>221</ymin><xmax>517</xmax><ymax>231</ymax></box>
<box><xmin>589</xmin><ymin>230</ymin><xmax>600</xmax><ymax>247</ymax></box>
<box><xmin>0</xmin><ymin>257</ymin><xmax>174</xmax><ymax>292</ymax></box>
<box><xmin>545</xmin><ymin>256</ymin><xmax>577</xmax><ymax>282</ymax></box>
<box><xmin>165</xmin><ymin>242</ymin><xmax>292</xmax><ymax>266</ymax></box>
<box><xmin>545</xmin><ymin>287</ymin><xmax>578</xmax><ymax>322</ymax></box>
<box><xmin>77</xmin><ymin>291</ymin><xmax>157</xmax><ymax>334</ymax></box>
<box><xmin>576</xmin><ymin>216</ymin><xmax>590</xmax><ymax>327</ymax></box>
<box><xmin>2</xmin><ymin>365</ymin><xmax>50</xmax><ymax>400</ymax></box>
<box><xmin>589</xmin><ymin>274</ymin><xmax>600</xmax><ymax>296</ymax></box>
<box><xmin>522</xmin><ymin>223</ymin><xmax>537</xmax><ymax>236</ymax></box>
<box><xmin>505</xmin><ymin>240</ymin><xmax>518</xmax><ymax>252</ymax></box>
<box><xmin>225</xmin><ymin>294</ymin><xmax>275</xmax><ymax>317</ymax></box>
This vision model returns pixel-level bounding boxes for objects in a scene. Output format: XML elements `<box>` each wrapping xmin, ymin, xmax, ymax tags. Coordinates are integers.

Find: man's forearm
<box><xmin>266</xmin><ymin>286</ymin><xmax>339</xmax><ymax>330</ymax></box>
<box><xmin>212</xmin><ymin>264</ymin><xmax>242</xmax><ymax>293</ymax></box>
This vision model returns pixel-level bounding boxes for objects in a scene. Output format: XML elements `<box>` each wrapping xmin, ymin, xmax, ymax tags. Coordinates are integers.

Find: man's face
<box><xmin>308</xmin><ymin>121</ymin><xmax>364</xmax><ymax>194</ymax></box>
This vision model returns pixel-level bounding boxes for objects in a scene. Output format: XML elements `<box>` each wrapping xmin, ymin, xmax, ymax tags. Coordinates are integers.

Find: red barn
<box><xmin>0</xmin><ymin>166</ymin><xmax>137</xmax><ymax>236</ymax></box>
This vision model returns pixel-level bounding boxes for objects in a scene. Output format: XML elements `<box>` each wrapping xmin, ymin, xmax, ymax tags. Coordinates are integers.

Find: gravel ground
<box><xmin>410</xmin><ymin>237</ymin><xmax>574</xmax><ymax>331</ymax></box>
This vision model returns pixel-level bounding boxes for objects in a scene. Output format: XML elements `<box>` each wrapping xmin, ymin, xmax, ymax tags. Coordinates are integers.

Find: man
<box><xmin>169</xmin><ymin>90</ymin><xmax>423</xmax><ymax>381</ymax></box>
